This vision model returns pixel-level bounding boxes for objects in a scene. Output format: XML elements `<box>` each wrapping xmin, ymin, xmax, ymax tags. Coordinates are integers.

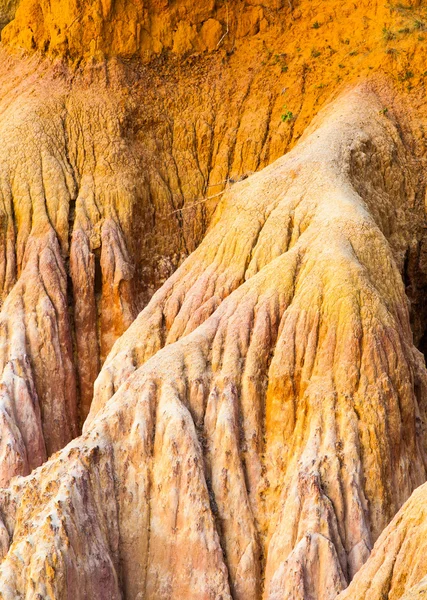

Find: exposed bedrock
<box><xmin>337</xmin><ymin>479</ymin><xmax>427</xmax><ymax>599</ymax></box>
<box><xmin>0</xmin><ymin>41</ymin><xmax>284</xmax><ymax>484</ymax></box>
<box><xmin>2</xmin><ymin>0</ymin><xmax>427</xmax><ymax>495</ymax></box>
<box><xmin>0</xmin><ymin>84</ymin><xmax>425</xmax><ymax>599</ymax></box>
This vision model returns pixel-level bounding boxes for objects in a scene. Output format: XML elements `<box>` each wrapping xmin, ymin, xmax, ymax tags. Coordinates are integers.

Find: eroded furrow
<box><xmin>0</xmin><ymin>83</ymin><xmax>423</xmax><ymax>600</ymax></box>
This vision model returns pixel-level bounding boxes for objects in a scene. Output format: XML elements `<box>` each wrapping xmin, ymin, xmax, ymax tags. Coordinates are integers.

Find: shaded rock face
<box><xmin>0</xmin><ymin>58</ymin><xmax>146</xmax><ymax>483</ymax></box>
<box><xmin>0</xmin><ymin>0</ymin><xmax>19</xmax><ymax>31</ymax></box>
<box><xmin>0</xmin><ymin>84</ymin><xmax>426</xmax><ymax>599</ymax></box>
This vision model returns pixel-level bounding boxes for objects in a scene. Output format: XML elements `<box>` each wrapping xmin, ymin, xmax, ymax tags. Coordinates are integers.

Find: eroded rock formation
<box><xmin>0</xmin><ymin>82</ymin><xmax>425</xmax><ymax>598</ymax></box>
<box><xmin>338</xmin><ymin>478</ymin><xmax>427</xmax><ymax>599</ymax></box>
<box><xmin>1</xmin><ymin>0</ymin><xmax>427</xmax><ymax>599</ymax></box>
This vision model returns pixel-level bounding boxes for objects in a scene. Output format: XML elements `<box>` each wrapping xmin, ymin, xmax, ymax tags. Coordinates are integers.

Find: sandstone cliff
<box><xmin>0</xmin><ymin>83</ymin><xmax>424</xmax><ymax>599</ymax></box>
<box><xmin>0</xmin><ymin>0</ymin><xmax>426</xmax><ymax>599</ymax></box>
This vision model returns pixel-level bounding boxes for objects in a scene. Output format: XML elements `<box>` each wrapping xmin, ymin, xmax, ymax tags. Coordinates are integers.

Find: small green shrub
<box><xmin>281</xmin><ymin>105</ymin><xmax>294</xmax><ymax>122</ymax></box>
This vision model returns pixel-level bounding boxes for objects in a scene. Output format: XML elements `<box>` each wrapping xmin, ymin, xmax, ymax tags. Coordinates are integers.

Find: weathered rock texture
<box><xmin>335</xmin><ymin>478</ymin><xmax>427</xmax><ymax>599</ymax></box>
<box><xmin>0</xmin><ymin>83</ymin><xmax>425</xmax><ymax>599</ymax></box>
<box><xmin>1</xmin><ymin>0</ymin><xmax>427</xmax><ymax>599</ymax></box>
<box><xmin>0</xmin><ymin>0</ymin><xmax>19</xmax><ymax>31</ymax></box>
<box><xmin>0</xmin><ymin>0</ymin><xmax>426</xmax><ymax>482</ymax></box>
<box><xmin>0</xmin><ymin>44</ymin><xmax>281</xmax><ymax>485</ymax></box>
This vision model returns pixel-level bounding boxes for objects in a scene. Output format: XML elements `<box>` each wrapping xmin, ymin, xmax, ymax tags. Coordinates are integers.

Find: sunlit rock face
<box><xmin>1</xmin><ymin>0</ymin><xmax>427</xmax><ymax>598</ymax></box>
<box><xmin>0</xmin><ymin>83</ymin><xmax>426</xmax><ymax>599</ymax></box>
<box><xmin>337</xmin><ymin>479</ymin><xmax>427</xmax><ymax>600</ymax></box>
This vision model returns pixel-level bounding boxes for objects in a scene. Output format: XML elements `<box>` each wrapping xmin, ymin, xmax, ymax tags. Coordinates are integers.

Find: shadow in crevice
<box><xmin>404</xmin><ymin>236</ymin><xmax>427</xmax><ymax>361</ymax></box>
<box><xmin>94</xmin><ymin>247</ymin><xmax>103</xmax><ymax>297</ymax></box>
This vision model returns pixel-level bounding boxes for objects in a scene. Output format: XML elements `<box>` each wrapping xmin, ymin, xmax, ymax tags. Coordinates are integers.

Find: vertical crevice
<box><xmin>93</xmin><ymin>246</ymin><xmax>103</xmax><ymax>369</ymax></box>
<box><xmin>404</xmin><ymin>238</ymin><xmax>427</xmax><ymax>359</ymax></box>
<box><xmin>66</xmin><ymin>193</ymin><xmax>82</xmax><ymax>431</ymax></box>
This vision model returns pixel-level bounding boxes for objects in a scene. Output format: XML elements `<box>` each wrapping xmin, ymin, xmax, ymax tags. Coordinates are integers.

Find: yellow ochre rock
<box><xmin>0</xmin><ymin>83</ymin><xmax>426</xmax><ymax>599</ymax></box>
<box><xmin>0</xmin><ymin>1</ymin><xmax>426</xmax><ymax>599</ymax></box>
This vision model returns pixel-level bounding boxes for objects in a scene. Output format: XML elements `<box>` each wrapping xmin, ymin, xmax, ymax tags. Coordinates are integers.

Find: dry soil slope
<box><xmin>0</xmin><ymin>85</ymin><xmax>425</xmax><ymax>600</ymax></box>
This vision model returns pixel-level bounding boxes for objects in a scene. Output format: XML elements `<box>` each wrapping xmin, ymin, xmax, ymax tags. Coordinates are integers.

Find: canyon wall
<box><xmin>0</xmin><ymin>0</ymin><xmax>426</xmax><ymax>599</ymax></box>
<box><xmin>0</xmin><ymin>83</ymin><xmax>426</xmax><ymax>599</ymax></box>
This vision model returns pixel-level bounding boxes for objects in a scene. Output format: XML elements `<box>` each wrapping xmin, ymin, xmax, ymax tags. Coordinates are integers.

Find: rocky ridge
<box><xmin>0</xmin><ymin>84</ymin><xmax>426</xmax><ymax>599</ymax></box>
<box><xmin>0</xmin><ymin>0</ymin><xmax>427</xmax><ymax>599</ymax></box>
